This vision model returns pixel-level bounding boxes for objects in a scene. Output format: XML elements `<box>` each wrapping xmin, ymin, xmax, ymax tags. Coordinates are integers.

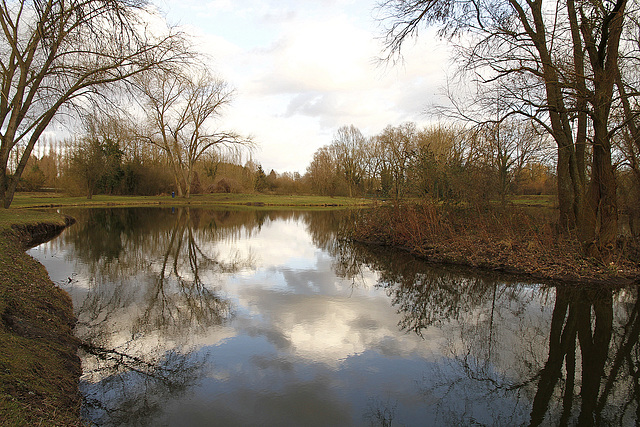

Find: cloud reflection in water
<box><xmin>28</xmin><ymin>208</ymin><xmax>640</xmax><ymax>426</ymax></box>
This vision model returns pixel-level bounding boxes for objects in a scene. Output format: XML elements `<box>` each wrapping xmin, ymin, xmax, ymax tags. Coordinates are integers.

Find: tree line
<box><xmin>18</xmin><ymin>132</ymin><xmax>260</xmax><ymax>198</ymax></box>
<box><xmin>306</xmin><ymin>121</ymin><xmax>555</xmax><ymax>202</ymax></box>
<box><xmin>19</xmin><ymin>116</ymin><xmax>558</xmax><ymax>204</ymax></box>
<box><xmin>0</xmin><ymin>0</ymin><xmax>251</xmax><ymax>205</ymax></box>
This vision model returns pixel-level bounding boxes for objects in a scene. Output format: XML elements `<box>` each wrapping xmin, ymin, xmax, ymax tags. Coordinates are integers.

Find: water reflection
<box><xmin>80</xmin><ymin>345</ymin><xmax>206</xmax><ymax>426</ymax></box>
<box><xmin>28</xmin><ymin>208</ymin><xmax>640</xmax><ymax>426</ymax></box>
<box><xmin>57</xmin><ymin>208</ymin><xmax>255</xmax><ymax>424</ymax></box>
<box><xmin>334</xmin><ymin>242</ymin><xmax>640</xmax><ymax>426</ymax></box>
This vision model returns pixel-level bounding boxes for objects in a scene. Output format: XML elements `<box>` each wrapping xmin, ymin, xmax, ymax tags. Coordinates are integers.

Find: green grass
<box><xmin>0</xmin><ymin>209</ymin><xmax>82</xmax><ymax>426</ymax></box>
<box><xmin>0</xmin><ymin>208</ymin><xmax>69</xmax><ymax>231</ymax></box>
<box><xmin>11</xmin><ymin>192</ymin><xmax>372</xmax><ymax>209</ymax></box>
<box><xmin>10</xmin><ymin>191</ymin><xmax>557</xmax><ymax>210</ymax></box>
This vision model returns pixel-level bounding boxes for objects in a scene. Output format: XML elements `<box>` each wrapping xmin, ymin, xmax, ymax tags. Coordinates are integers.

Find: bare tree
<box><xmin>134</xmin><ymin>67</ymin><xmax>251</xmax><ymax>198</ymax></box>
<box><xmin>0</xmin><ymin>0</ymin><xmax>189</xmax><ymax>208</ymax></box>
<box><xmin>361</xmin><ymin>135</ymin><xmax>385</xmax><ymax>196</ymax></box>
<box><xmin>377</xmin><ymin>122</ymin><xmax>418</xmax><ymax>199</ymax></box>
<box><xmin>378</xmin><ymin>0</ymin><xmax>629</xmax><ymax>259</ymax></box>
<box><xmin>69</xmin><ymin>136</ymin><xmax>107</xmax><ymax>200</ymax></box>
<box><xmin>409</xmin><ymin>123</ymin><xmax>477</xmax><ymax>200</ymax></box>
<box><xmin>480</xmin><ymin>119</ymin><xmax>550</xmax><ymax>204</ymax></box>
<box><xmin>332</xmin><ymin>125</ymin><xmax>366</xmax><ymax>198</ymax></box>
<box><xmin>306</xmin><ymin>145</ymin><xmax>339</xmax><ymax>196</ymax></box>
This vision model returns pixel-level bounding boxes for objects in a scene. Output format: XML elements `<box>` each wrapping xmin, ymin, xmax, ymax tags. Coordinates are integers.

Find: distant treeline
<box><xmin>16</xmin><ymin>119</ymin><xmax>639</xmax><ymax>225</ymax></box>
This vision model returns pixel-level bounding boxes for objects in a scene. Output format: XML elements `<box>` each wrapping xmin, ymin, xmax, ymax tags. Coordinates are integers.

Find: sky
<box><xmin>152</xmin><ymin>0</ymin><xmax>451</xmax><ymax>174</ymax></box>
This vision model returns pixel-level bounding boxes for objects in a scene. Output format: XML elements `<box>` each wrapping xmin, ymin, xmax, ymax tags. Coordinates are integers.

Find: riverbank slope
<box><xmin>0</xmin><ymin>210</ymin><xmax>81</xmax><ymax>426</ymax></box>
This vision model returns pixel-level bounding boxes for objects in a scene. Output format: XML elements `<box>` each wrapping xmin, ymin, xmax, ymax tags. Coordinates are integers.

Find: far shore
<box><xmin>347</xmin><ymin>201</ymin><xmax>640</xmax><ymax>287</ymax></box>
<box><xmin>9</xmin><ymin>192</ymin><xmax>373</xmax><ymax>209</ymax></box>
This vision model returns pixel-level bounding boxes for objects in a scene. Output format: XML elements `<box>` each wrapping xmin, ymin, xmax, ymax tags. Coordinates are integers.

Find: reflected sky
<box><xmin>28</xmin><ymin>208</ymin><xmax>640</xmax><ymax>426</ymax></box>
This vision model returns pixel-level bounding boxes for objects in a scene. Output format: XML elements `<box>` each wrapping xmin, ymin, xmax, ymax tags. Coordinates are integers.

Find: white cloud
<box><xmin>252</xmin><ymin>15</ymin><xmax>378</xmax><ymax>94</ymax></box>
<box><xmin>154</xmin><ymin>0</ymin><xmax>451</xmax><ymax>173</ymax></box>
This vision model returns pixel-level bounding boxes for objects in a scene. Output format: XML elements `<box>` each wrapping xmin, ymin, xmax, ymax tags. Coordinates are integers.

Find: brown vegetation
<box><xmin>377</xmin><ymin>0</ymin><xmax>639</xmax><ymax>261</ymax></box>
<box><xmin>349</xmin><ymin>201</ymin><xmax>640</xmax><ymax>285</ymax></box>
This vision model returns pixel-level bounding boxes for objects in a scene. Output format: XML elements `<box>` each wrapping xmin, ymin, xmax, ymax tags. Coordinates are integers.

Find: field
<box><xmin>10</xmin><ymin>192</ymin><xmax>372</xmax><ymax>209</ymax></box>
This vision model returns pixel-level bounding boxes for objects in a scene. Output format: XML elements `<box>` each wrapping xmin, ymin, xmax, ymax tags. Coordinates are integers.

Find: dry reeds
<box><xmin>348</xmin><ymin>200</ymin><xmax>639</xmax><ymax>284</ymax></box>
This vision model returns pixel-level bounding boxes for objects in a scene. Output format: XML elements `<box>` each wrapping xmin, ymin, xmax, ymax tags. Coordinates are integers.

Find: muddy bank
<box><xmin>11</xmin><ymin>214</ymin><xmax>75</xmax><ymax>248</ymax></box>
<box><xmin>0</xmin><ymin>215</ymin><xmax>81</xmax><ymax>426</ymax></box>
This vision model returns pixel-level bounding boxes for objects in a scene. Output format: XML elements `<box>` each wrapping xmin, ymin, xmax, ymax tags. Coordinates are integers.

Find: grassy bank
<box><xmin>11</xmin><ymin>192</ymin><xmax>371</xmax><ymax>209</ymax></box>
<box><xmin>349</xmin><ymin>201</ymin><xmax>640</xmax><ymax>285</ymax></box>
<box><xmin>0</xmin><ymin>210</ymin><xmax>81</xmax><ymax>426</ymax></box>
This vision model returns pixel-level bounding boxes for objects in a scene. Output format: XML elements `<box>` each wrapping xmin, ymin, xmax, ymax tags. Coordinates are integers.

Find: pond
<box><xmin>28</xmin><ymin>207</ymin><xmax>639</xmax><ymax>426</ymax></box>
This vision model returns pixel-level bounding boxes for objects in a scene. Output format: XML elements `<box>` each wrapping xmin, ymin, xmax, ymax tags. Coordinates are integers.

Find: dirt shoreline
<box><xmin>0</xmin><ymin>215</ymin><xmax>82</xmax><ymax>426</ymax></box>
<box><xmin>354</xmin><ymin>238</ymin><xmax>640</xmax><ymax>287</ymax></box>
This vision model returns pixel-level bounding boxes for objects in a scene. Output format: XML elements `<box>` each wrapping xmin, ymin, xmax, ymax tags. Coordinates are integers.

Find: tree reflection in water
<box><xmin>33</xmin><ymin>208</ymin><xmax>640</xmax><ymax>425</ymax></box>
<box><xmin>62</xmin><ymin>207</ymin><xmax>257</xmax><ymax>425</ymax></box>
<box><xmin>528</xmin><ymin>285</ymin><xmax>640</xmax><ymax>427</ymax></box>
<box><xmin>80</xmin><ymin>346</ymin><xmax>205</xmax><ymax>426</ymax></box>
<box><xmin>332</xmin><ymin>241</ymin><xmax>640</xmax><ymax>426</ymax></box>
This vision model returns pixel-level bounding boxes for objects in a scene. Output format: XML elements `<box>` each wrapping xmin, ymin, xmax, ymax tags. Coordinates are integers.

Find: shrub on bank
<box><xmin>348</xmin><ymin>200</ymin><xmax>640</xmax><ymax>284</ymax></box>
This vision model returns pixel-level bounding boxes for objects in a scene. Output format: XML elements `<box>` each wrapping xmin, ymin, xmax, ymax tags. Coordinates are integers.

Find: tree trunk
<box><xmin>0</xmin><ymin>141</ymin><xmax>9</xmax><ymax>208</ymax></box>
<box><xmin>526</xmin><ymin>1</ymin><xmax>584</xmax><ymax>232</ymax></box>
<box><xmin>168</xmin><ymin>157</ymin><xmax>184</xmax><ymax>197</ymax></box>
<box><xmin>556</xmin><ymin>145</ymin><xmax>576</xmax><ymax>230</ymax></box>
<box><xmin>582</xmin><ymin>117</ymin><xmax>618</xmax><ymax>259</ymax></box>
<box><xmin>0</xmin><ymin>112</ymin><xmax>57</xmax><ymax>208</ymax></box>
<box><xmin>567</xmin><ymin>0</ymin><xmax>588</xmax><ymax>188</ymax></box>
<box><xmin>185</xmin><ymin>169</ymin><xmax>191</xmax><ymax>199</ymax></box>
<box><xmin>1</xmin><ymin>176</ymin><xmax>16</xmax><ymax>209</ymax></box>
<box><xmin>578</xmin><ymin>0</ymin><xmax>625</xmax><ymax>259</ymax></box>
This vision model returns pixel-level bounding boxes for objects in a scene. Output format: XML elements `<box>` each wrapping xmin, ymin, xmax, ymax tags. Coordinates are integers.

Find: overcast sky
<box><xmin>153</xmin><ymin>0</ymin><xmax>450</xmax><ymax>174</ymax></box>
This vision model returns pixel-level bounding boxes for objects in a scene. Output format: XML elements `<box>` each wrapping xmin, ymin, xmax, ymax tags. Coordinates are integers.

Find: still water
<box><xmin>28</xmin><ymin>207</ymin><xmax>638</xmax><ymax>426</ymax></box>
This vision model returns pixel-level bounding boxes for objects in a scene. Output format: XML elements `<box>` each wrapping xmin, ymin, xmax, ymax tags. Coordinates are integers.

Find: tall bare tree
<box><xmin>480</xmin><ymin>119</ymin><xmax>549</xmax><ymax>204</ymax></box>
<box><xmin>378</xmin><ymin>0</ymin><xmax>628</xmax><ymax>258</ymax></box>
<box><xmin>134</xmin><ymin>67</ymin><xmax>251</xmax><ymax>198</ymax></box>
<box><xmin>0</xmin><ymin>0</ymin><xmax>189</xmax><ymax>208</ymax></box>
<box><xmin>333</xmin><ymin>125</ymin><xmax>366</xmax><ymax>198</ymax></box>
<box><xmin>306</xmin><ymin>145</ymin><xmax>339</xmax><ymax>196</ymax></box>
<box><xmin>377</xmin><ymin>122</ymin><xmax>418</xmax><ymax>199</ymax></box>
